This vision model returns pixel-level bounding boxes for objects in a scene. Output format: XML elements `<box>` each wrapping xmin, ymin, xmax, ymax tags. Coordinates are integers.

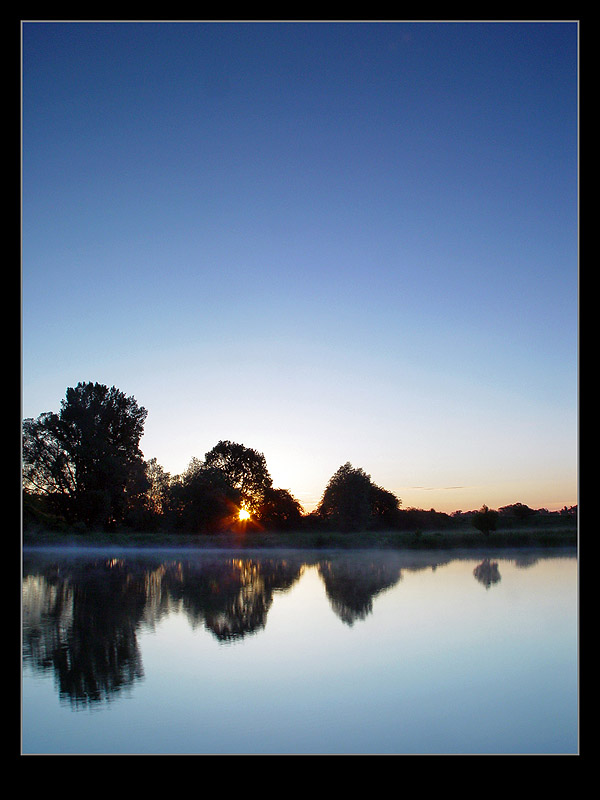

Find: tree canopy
<box><xmin>471</xmin><ymin>505</ymin><xmax>500</xmax><ymax>535</ymax></box>
<box><xmin>167</xmin><ymin>458</ymin><xmax>242</xmax><ymax>533</ymax></box>
<box><xmin>23</xmin><ymin>382</ymin><xmax>148</xmax><ymax>528</ymax></box>
<box><xmin>258</xmin><ymin>487</ymin><xmax>303</xmax><ymax>530</ymax></box>
<box><xmin>203</xmin><ymin>440</ymin><xmax>273</xmax><ymax>514</ymax></box>
<box><xmin>317</xmin><ymin>462</ymin><xmax>401</xmax><ymax>532</ymax></box>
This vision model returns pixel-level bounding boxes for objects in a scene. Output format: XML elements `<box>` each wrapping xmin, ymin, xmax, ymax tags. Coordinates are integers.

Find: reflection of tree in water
<box><xmin>317</xmin><ymin>558</ymin><xmax>402</xmax><ymax>625</ymax></box>
<box><xmin>473</xmin><ymin>558</ymin><xmax>501</xmax><ymax>589</ymax></box>
<box><xmin>22</xmin><ymin>559</ymin><xmax>148</xmax><ymax>708</ymax></box>
<box><xmin>162</xmin><ymin>558</ymin><xmax>303</xmax><ymax>641</ymax></box>
<box><xmin>512</xmin><ymin>554</ymin><xmax>540</xmax><ymax>569</ymax></box>
<box><xmin>22</xmin><ymin>550</ymin><xmax>466</xmax><ymax>709</ymax></box>
<box><xmin>22</xmin><ymin>555</ymin><xmax>305</xmax><ymax>708</ymax></box>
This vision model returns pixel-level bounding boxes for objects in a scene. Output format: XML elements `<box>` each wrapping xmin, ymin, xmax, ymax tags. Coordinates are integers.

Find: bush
<box><xmin>471</xmin><ymin>505</ymin><xmax>499</xmax><ymax>535</ymax></box>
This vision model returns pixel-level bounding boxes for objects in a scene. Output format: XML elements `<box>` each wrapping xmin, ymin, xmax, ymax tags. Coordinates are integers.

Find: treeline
<box><xmin>22</xmin><ymin>382</ymin><xmax>577</xmax><ymax>536</ymax></box>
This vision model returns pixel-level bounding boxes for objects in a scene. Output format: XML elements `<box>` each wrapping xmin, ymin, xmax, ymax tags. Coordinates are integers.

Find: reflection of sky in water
<box><xmin>22</xmin><ymin>549</ymin><xmax>577</xmax><ymax>755</ymax></box>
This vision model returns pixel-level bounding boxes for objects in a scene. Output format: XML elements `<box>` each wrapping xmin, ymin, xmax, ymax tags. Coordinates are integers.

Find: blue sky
<box><xmin>22</xmin><ymin>21</ymin><xmax>578</xmax><ymax>513</ymax></box>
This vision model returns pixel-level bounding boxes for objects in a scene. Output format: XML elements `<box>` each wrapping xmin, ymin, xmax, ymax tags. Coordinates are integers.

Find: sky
<box><xmin>21</xmin><ymin>20</ymin><xmax>578</xmax><ymax>514</ymax></box>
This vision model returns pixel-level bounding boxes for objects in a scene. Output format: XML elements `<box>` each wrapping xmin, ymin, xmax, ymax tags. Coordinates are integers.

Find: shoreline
<box><xmin>22</xmin><ymin>525</ymin><xmax>577</xmax><ymax>551</ymax></box>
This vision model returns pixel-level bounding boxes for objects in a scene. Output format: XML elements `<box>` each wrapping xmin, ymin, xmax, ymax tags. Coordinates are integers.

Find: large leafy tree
<box><xmin>203</xmin><ymin>440</ymin><xmax>273</xmax><ymax>515</ymax></box>
<box><xmin>23</xmin><ymin>382</ymin><xmax>148</xmax><ymax>528</ymax></box>
<box><xmin>317</xmin><ymin>462</ymin><xmax>401</xmax><ymax>532</ymax></box>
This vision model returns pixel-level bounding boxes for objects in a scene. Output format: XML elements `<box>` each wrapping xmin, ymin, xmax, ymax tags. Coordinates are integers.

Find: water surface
<box><xmin>22</xmin><ymin>546</ymin><xmax>578</xmax><ymax>754</ymax></box>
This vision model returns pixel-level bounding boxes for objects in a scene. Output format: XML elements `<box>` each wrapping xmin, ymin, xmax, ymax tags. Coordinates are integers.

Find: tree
<box><xmin>23</xmin><ymin>382</ymin><xmax>148</xmax><ymax>528</ymax></box>
<box><xmin>203</xmin><ymin>440</ymin><xmax>273</xmax><ymax>515</ymax></box>
<box><xmin>471</xmin><ymin>505</ymin><xmax>499</xmax><ymax>535</ymax></box>
<box><xmin>317</xmin><ymin>462</ymin><xmax>401</xmax><ymax>532</ymax></box>
<box><xmin>498</xmin><ymin>502</ymin><xmax>537</xmax><ymax>521</ymax></box>
<box><xmin>167</xmin><ymin>458</ymin><xmax>241</xmax><ymax>533</ymax></box>
<box><xmin>258</xmin><ymin>487</ymin><xmax>304</xmax><ymax>530</ymax></box>
<box><xmin>369</xmin><ymin>484</ymin><xmax>402</xmax><ymax>529</ymax></box>
<box><xmin>122</xmin><ymin>457</ymin><xmax>171</xmax><ymax>532</ymax></box>
<box><xmin>317</xmin><ymin>463</ymin><xmax>371</xmax><ymax>531</ymax></box>
<box><xmin>144</xmin><ymin>457</ymin><xmax>171</xmax><ymax>516</ymax></box>
<box><xmin>23</xmin><ymin>412</ymin><xmax>78</xmax><ymax>519</ymax></box>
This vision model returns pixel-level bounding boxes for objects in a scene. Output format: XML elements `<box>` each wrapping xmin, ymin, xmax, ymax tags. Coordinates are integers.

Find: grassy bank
<box><xmin>22</xmin><ymin>524</ymin><xmax>577</xmax><ymax>550</ymax></box>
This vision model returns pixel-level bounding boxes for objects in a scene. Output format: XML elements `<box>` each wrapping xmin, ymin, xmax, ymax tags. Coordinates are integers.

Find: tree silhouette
<box><xmin>471</xmin><ymin>505</ymin><xmax>499</xmax><ymax>535</ymax></box>
<box><xmin>203</xmin><ymin>440</ymin><xmax>273</xmax><ymax>515</ymax></box>
<box><xmin>317</xmin><ymin>462</ymin><xmax>401</xmax><ymax>532</ymax></box>
<box><xmin>498</xmin><ymin>502</ymin><xmax>537</xmax><ymax>521</ymax></box>
<box><xmin>144</xmin><ymin>457</ymin><xmax>171</xmax><ymax>515</ymax></box>
<box><xmin>23</xmin><ymin>382</ymin><xmax>148</xmax><ymax>528</ymax></box>
<box><xmin>168</xmin><ymin>458</ymin><xmax>242</xmax><ymax>533</ymax></box>
<box><xmin>258</xmin><ymin>487</ymin><xmax>304</xmax><ymax>530</ymax></box>
<box><xmin>122</xmin><ymin>457</ymin><xmax>172</xmax><ymax>531</ymax></box>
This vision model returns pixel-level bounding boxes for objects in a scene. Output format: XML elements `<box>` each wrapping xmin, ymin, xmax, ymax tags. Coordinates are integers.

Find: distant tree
<box><xmin>471</xmin><ymin>505</ymin><xmax>499</xmax><ymax>536</ymax></box>
<box><xmin>317</xmin><ymin>462</ymin><xmax>401</xmax><ymax>532</ymax></box>
<box><xmin>396</xmin><ymin>506</ymin><xmax>452</xmax><ymax>531</ymax></box>
<box><xmin>22</xmin><ymin>382</ymin><xmax>148</xmax><ymax>528</ymax></box>
<box><xmin>258</xmin><ymin>487</ymin><xmax>304</xmax><ymax>530</ymax></box>
<box><xmin>560</xmin><ymin>505</ymin><xmax>577</xmax><ymax>517</ymax></box>
<box><xmin>498</xmin><ymin>502</ymin><xmax>537</xmax><ymax>521</ymax></box>
<box><xmin>203</xmin><ymin>440</ymin><xmax>273</xmax><ymax>515</ymax></box>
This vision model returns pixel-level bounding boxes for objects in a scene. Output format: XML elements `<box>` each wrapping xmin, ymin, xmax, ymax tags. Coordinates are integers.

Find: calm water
<box><xmin>22</xmin><ymin>546</ymin><xmax>578</xmax><ymax>755</ymax></box>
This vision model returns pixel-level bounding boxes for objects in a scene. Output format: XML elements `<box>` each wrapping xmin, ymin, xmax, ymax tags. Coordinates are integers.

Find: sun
<box><xmin>238</xmin><ymin>507</ymin><xmax>251</xmax><ymax>522</ymax></box>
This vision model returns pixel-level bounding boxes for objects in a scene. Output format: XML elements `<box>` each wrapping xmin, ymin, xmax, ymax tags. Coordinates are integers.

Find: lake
<box><xmin>22</xmin><ymin>545</ymin><xmax>578</xmax><ymax>755</ymax></box>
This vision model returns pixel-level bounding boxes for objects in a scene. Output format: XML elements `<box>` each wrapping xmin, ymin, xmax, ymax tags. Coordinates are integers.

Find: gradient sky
<box><xmin>21</xmin><ymin>21</ymin><xmax>578</xmax><ymax>513</ymax></box>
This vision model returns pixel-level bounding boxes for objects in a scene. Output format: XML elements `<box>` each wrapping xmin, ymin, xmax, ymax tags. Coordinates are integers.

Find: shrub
<box><xmin>472</xmin><ymin>505</ymin><xmax>499</xmax><ymax>535</ymax></box>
